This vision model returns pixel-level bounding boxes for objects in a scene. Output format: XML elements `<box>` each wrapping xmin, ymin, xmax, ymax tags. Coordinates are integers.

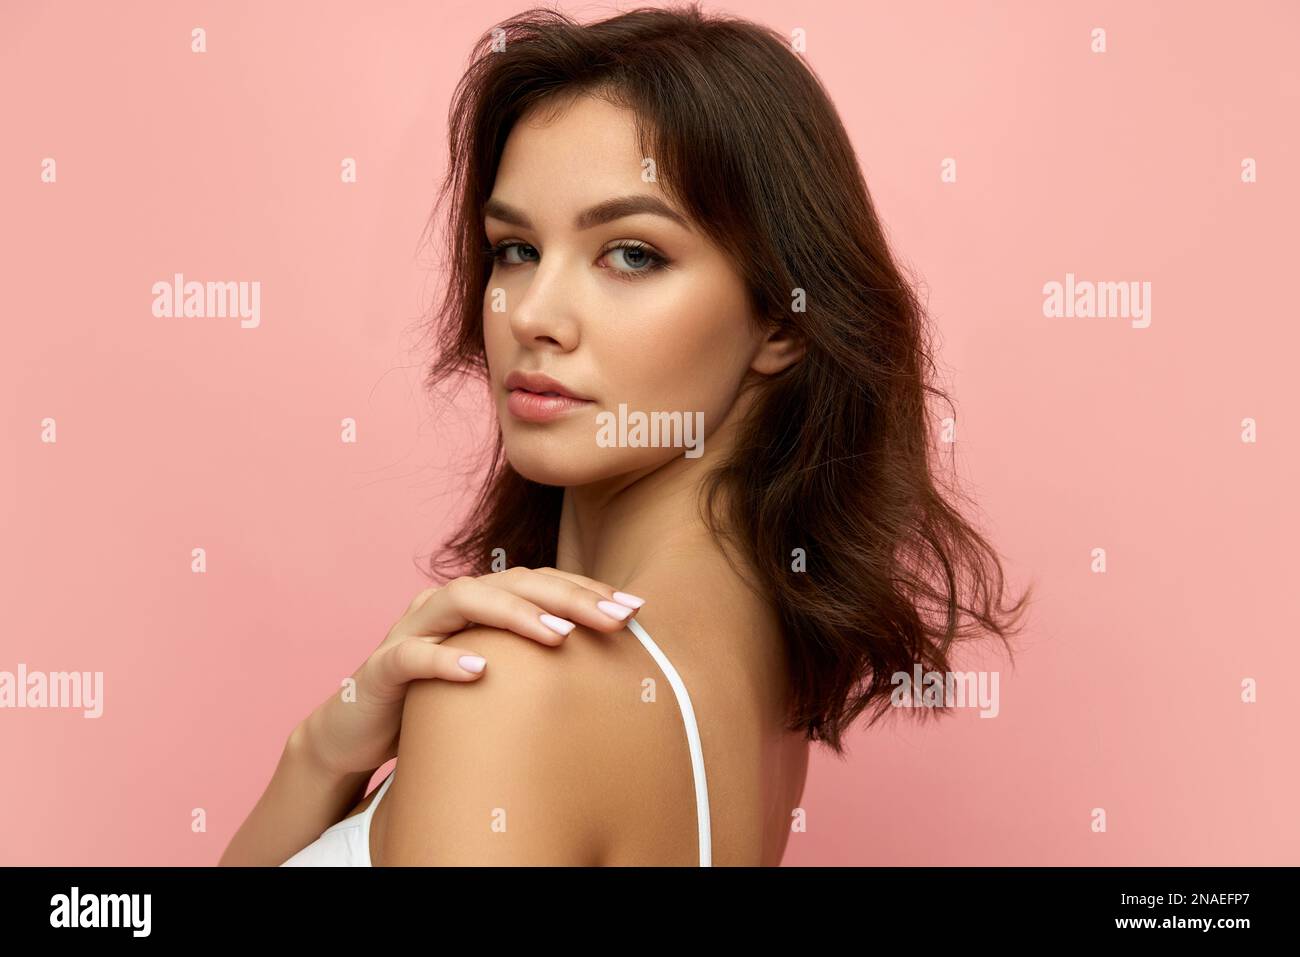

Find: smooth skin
<box><xmin>374</xmin><ymin>92</ymin><xmax>812</xmax><ymax>866</ymax></box>
<box><xmin>218</xmin><ymin>566</ymin><xmax>642</xmax><ymax>866</ymax></box>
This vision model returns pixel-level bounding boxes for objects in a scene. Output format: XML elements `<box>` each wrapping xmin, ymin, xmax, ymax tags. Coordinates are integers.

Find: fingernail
<box><xmin>597</xmin><ymin>599</ymin><xmax>633</xmax><ymax>620</ymax></box>
<box><xmin>612</xmin><ymin>591</ymin><xmax>645</xmax><ymax>608</ymax></box>
<box><xmin>458</xmin><ymin>655</ymin><xmax>486</xmax><ymax>673</ymax></box>
<box><xmin>540</xmin><ymin>613</ymin><xmax>576</xmax><ymax>636</ymax></box>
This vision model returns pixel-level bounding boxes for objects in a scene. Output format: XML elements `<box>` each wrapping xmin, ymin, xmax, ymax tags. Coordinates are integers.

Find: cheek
<box><xmin>603</xmin><ymin>272</ymin><xmax>754</xmax><ymax>419</ymax></box>
<box><xmin>482</xmin><ymin>309</ymin><xmax>510</xmax><ymax>376</ymax></box>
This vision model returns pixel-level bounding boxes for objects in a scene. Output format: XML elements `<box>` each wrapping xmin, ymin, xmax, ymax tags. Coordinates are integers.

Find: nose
<box><xmin>502</xmin><ymin>250</ymin><xmax>581</xmax><ymax>352</ymax></box>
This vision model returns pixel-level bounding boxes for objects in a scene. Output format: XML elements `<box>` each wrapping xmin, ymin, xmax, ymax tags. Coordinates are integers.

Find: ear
<box><xmin>750</xmin><ymin>326</ymin><xmax>805</xmax><ymax>376</ymax></box>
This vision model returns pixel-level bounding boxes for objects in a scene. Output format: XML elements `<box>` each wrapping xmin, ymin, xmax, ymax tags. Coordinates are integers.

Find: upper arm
<box><xmin>380</xmin><ymin>626</ymin><xmax>613</xmax><ymax>866</ymax></box>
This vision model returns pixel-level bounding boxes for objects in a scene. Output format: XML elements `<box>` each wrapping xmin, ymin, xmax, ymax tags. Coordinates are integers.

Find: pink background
<box><xmin>2</xmin><ymin>0</ymin><xmax>1297</xmax><ymax>865</ymax></box>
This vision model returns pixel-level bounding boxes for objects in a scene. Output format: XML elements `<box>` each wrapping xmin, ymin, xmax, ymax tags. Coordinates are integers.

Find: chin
<box><xmin>502</xmin><ymin>434</ymin><xmax>675</xmax><ymax>487</ymax></box>
<box><xmin>506</xmin><ymin>457</ymin><xmax>619</xmax><ymax>488</ymax></box>
<box><xmin>501</xmin><ymin>433</ymin><xmax>608</xmax><ymax>486</ymax></box>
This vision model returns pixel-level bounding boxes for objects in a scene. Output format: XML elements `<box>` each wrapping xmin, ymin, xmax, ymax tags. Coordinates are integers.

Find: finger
<box><xmin>401</xmin><ymin>572</ymin><xmax>637</xmax><ymax>646</ymax></box>
<box><xmin>375</xmin><ymin>637</ymin><xmax>489</xmax><ymax>688</ymax></box>
<box><xmin>528</xmin><ymin>567</ymin><xmax>647</xmax><ymax>611</ymax></box>
<box><xmin>484</xmin><ymin>567</ymin><xmax>647</xmax><ymax>632</ymax></box>
<box><xmin>373</xmin><ymin>586</ymin><xmax>442</xmax><ymax>655</ymax></box>
<box><xmin>397</xmin><ymin>575</ymin><xmax>583</xmax><ymax>646</ymax></box>
<box><xmin>403</xmin><ymin>586</ymin><xmax>439</xmax><ymax>617</ymax></box>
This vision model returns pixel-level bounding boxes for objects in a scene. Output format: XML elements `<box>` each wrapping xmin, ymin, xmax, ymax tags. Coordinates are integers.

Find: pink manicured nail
<box><xmin>612</xmin><ymin>591</ymin><xmax>646</xmax><ymax>608</ymax></box>
<box><xmin>540</xmin><ymin>613</ymin><xmax>576</xmax><ymax>636</ymax></box>
<box><xmin>597</xmin><ymin>600</ymin><xmax>633</xmax><ymax>620</ymax></box>
<box><xmin>459</xmin><ymin>655</ymin><xmax>486</xmax><ymax>673</ymax></box>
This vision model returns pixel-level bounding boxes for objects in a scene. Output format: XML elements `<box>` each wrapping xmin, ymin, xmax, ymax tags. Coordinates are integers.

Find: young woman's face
<box><xmin>482</xmin><ymin>93</ymin><xmax>781</xmax><ymax>487</ymax></box>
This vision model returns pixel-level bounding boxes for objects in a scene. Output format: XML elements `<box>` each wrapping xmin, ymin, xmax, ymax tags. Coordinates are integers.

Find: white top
<box><xmin>281</xmin><ymin>617</ymin><xmax>712</xmax><ymax>866</ymax></box>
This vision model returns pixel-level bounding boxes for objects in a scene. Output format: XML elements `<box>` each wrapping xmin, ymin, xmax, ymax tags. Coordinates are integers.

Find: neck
<box><xmin>554</xmin><ymin>392</ymin><xmax>750</xmax><ymax>588</ymax></box>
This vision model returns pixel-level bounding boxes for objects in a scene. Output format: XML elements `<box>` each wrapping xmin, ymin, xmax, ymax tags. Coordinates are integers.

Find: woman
<box><xmin>221</xmin><ymin>3</ymin><xmax>1030</xmax><ymax>867</ymax></box>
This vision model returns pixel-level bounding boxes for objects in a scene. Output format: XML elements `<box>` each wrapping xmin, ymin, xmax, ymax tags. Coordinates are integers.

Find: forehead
<box><xmin>493</xmin><ymin>94</ymin><xmax>648</xmax><ymax>199</ymax></box>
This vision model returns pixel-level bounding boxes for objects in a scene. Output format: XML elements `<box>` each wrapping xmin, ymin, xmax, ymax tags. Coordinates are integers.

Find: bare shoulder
<box><xmin>591</xmin><ymin>561</ymin><xmax>787</xmax><ymax>864</ymax></box>
<box><xmin>617</xmin><ymin>554</ymin><xmax>780</xmax><ymax>678</ymax></box>
<box><xmin>379</xmin><ymin>624</ymin><xmax>660</xmax><ymax>865</ymax></box>
<box><xmin>378</xmin><ymin>557</ymin><xmax>778</xmax><ymax>866</ymax></box>
<box><xmin>624</xmin><ymin>559</ymin><xmax>813</xmax><ymax>866</ymax></box>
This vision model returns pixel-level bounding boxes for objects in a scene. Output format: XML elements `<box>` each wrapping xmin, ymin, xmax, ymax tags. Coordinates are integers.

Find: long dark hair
<box><xmin>419</xmin><ymin>3</ymin><xmax>1032</xmax><ymax>755</ymax></box>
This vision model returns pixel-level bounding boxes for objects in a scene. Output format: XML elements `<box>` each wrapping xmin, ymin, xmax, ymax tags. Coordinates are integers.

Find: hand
<box><xmin>296</xmin><ymin>566</ymin><xmax>646</xmax><ymax>777</ymax></box>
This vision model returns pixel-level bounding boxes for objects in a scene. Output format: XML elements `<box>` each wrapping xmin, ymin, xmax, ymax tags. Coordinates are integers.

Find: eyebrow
<box><xmin>483</xmin><ymin>194</ymin><xmax>692</xmax><ymax>232</ymax></box>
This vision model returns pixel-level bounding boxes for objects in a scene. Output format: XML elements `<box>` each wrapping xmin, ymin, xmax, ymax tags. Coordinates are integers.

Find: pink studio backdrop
<box><xmin>2</xmin><ymin>0</ymin><xmax>1297</xmax><ymax>866</ymax></box>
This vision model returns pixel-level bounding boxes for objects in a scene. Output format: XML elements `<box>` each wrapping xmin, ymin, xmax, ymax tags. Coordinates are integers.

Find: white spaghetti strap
<box><xmin>285</xmin><ymin>629</ymin><xmax>711</xmax><ymax>868</ymax></box>
<box><xmin>362</xmin><ymin>769</ymin><xmax>396</xmax><ymax>829</ymax></box>
<box><xmin>625</xmin><ymin>617</ymin><xmax>713</xmax><ymax>867</ymax></box>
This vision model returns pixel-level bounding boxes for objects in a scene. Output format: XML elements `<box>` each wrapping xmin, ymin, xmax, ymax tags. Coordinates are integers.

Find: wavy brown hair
<box><xmin>418</xmin><ymin>3</ymin><xmax>1032</xmax><ymax>755</ymax></box>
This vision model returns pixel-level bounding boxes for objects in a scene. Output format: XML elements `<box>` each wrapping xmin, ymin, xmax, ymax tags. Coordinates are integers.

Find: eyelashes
<box><xmin>485</xmin><ymin>238</ymin><xmax>671</xmax><ymax>281</ymax></box>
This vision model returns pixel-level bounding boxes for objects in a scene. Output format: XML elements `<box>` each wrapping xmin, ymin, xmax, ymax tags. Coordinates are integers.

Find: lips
<box><xmin>503</xmin><ymin>370</ymin><xmax>593</xmax><ymax>401</ymax></box>
<box><xmin>502</xmin><ymin>370</ymin><xmax>595</xmax><ymax>423</ymax></box>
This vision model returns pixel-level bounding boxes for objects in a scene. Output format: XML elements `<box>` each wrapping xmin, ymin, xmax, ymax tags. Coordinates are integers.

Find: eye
<box><xmin>488</xmin><ymin>240</ymin><xmax>539</xmax><ymax>266</ymax></box>
<box><xmin>598</xmin><ymin>240</ymin><xmax>671</xmax><ymax>280</ymax></box>
<box><xmin>485</xmin><ymin>238</ymin><xmax>671</xmax><ymax>281</ymax></box>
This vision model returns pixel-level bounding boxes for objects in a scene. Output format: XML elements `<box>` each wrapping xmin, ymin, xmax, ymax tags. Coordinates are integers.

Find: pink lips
<box><xmin>502</xmin><ymin>370</ymin><xmax>595</xmax><ymax>423</ymax></box>
<box><xmin>505</xmin><ymin>388</ymin><xmax>595</xmax><ymax>422</ymax></box>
